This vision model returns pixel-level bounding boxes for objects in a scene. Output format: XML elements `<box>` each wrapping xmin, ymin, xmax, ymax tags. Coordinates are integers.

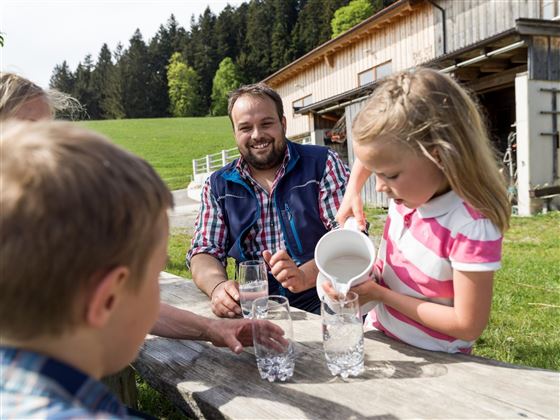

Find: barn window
<box><xmin>542</xmin><ymin>0</ymin><xmax>559</xmax><ymax>19</ymax></box>
<box><xmin>358</xmin><ymin>60</ymin><xmax>393</xmax><ymax>87</ymax></box>
<box><xmin>293</xmin><ymin>94</ymin><xmax>313</xmax><ymax>115</ymax></box>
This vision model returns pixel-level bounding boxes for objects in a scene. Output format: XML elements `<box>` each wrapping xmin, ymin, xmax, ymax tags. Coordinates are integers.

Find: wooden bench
<box><xmin>132</xmin><ymin>273</ymin><xmax>559</xmax><ymax>419</ymax></box>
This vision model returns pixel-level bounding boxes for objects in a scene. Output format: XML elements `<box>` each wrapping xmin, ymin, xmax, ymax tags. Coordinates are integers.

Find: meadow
<box><xmin>82</xmin><ymin>116</ymin><xmax>234</xmax><ymax>190</ymax></box>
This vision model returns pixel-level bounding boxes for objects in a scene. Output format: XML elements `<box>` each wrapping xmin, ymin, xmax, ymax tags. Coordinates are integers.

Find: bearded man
<box><xmin>187</xmin><ymin>83</ymin><xmax>349</xmax><ymax>317</ymax></box>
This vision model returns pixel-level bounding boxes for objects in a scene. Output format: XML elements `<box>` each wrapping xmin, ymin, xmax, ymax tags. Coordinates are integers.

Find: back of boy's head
<box><xmin>352</xmin><ymin>67</ymin><xmax>510</xmax><ymax>232</ymax></box>
<box><xmin>0</xmin><ymin>121</ymin><xmax>173</xmax><ymax>340</ymax></box>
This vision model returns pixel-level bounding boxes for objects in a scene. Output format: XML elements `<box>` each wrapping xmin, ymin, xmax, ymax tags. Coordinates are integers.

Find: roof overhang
<box><xmin>294</xmin><ymin>81</ymin><xmax>378</xmax><ymax>115</ymax></box>
<box><xmin>263</xmin><ymin>0</ymin><xmax>424</xmax><ymax>87</ymax></box>
<box><xmin>292</xmin><ymin>18</ymin><xmax>559</xmax><ymax>115</ymax></box>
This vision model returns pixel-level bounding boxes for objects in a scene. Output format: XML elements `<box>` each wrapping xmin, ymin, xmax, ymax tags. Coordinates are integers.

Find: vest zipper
<box><xmin>285</xmin><ymin>204</ymin><xmax>303</xmax><ymax>254</ymax></box>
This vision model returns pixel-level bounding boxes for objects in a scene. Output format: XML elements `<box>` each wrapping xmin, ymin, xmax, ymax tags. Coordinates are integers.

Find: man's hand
<box><xmin>211</xmin><ymin>280</ymin><xmax>242</xmax><ymax>318</ymax></box>
<box><xmin>205</xmin><ymin>318</ymin><xmax>252</xmax><ymax>354</ymax></box>
<box><xmin>263</xmin><ymin>249</ymin><xmax>309</xmax><ymax>293</ymax></box>
<box><xmin>206</xmin><ymin>318</ymin><xmax>287</xmax><ymax>354</ymax></box>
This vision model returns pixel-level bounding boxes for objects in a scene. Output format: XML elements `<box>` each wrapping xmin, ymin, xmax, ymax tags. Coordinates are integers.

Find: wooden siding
<box><xmin>442</xmin><ymin>0</ymin><xmax>542</xmax><ymax>53</ymax></box>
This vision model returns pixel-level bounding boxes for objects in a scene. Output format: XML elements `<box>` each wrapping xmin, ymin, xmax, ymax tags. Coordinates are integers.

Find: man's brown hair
<box><xmin>227</xmin><ymin>83</ymin><xmax>284</xmax><ymax>124</ymax></box>
<box><xmin>0</xmin><ymin>121</ymin><xmax>173</xmax><ymax>340</ymax></box>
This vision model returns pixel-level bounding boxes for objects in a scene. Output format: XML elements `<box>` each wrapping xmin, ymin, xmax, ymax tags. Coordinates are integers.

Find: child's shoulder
<box><xmin>447</xmin><ymin>201</ymin><xmax>502</xmax><ymax>240</ymax></box>
<box><xmin>1</xmin><ymin>347</ymin><xmax>128</xmax><ymax>420</ymax></box>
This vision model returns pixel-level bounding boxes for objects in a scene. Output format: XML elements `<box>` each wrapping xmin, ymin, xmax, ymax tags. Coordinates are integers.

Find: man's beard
<box><xmin>242</xmin><ymin>138</ymin><xmax>287</xmax><ymax>170</ymax></box>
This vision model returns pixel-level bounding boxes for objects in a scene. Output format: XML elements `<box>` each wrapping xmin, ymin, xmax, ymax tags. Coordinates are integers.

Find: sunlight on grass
<box><xmin>82</xmin><ymin>117</ymin><xmax>234</xmax><ymax>190</ymax></box>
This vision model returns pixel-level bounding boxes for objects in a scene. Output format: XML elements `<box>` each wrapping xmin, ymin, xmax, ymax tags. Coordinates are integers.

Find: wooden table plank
<box><xmin>133</xmin><ymin>273</ymin><xmax>560</xmax><ymax>419</ymax></box>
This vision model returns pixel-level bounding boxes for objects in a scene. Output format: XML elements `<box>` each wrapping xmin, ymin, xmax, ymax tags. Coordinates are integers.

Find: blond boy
<box><xmin>0</xmin><ymin>121</ymin><xmax>274</xmax><ymax>418</ymax></box>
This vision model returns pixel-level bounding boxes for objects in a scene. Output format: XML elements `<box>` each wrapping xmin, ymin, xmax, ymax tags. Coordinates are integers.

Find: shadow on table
<box><xmin>135</xmin><ymin>337</ymin><xmax>399</xmax><ymax>420</ymax></box>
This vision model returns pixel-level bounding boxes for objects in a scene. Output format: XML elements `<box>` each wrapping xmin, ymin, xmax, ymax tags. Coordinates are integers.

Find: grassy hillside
<box><xmin>82</xmin><ymin>116</ymin><xmax>234</xmax><ymax>190</ymax></box>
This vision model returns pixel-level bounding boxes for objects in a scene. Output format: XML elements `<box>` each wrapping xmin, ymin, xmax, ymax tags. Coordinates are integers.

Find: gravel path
<box><xmin>169</xmin><ymin>189</ymin><xmax>200</xmax><ymax>233</ymax></box>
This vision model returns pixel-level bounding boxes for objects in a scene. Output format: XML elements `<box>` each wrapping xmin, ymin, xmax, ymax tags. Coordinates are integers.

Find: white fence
<box><xmin>191</xmin><ymin>137</ymin><xmax>311</xmax><ymax>183</ymax></box>
<box><xmin>192</xmin><ymin>147</ymin><xmax>240</xmax><ymax>183</ymax></box>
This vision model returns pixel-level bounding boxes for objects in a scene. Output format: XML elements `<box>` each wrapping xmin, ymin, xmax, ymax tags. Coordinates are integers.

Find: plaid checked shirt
<box><xmin>187</xmin><ymin>146</ymin><xmax>349</xmax><ymax>267</ymax></box>
<box><xmin>1</xmin><ymin>347</ymin><xmax>135</xmax><ymax>419</ymax></box>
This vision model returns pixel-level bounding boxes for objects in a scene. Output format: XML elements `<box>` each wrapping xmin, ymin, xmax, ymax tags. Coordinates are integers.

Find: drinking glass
<box><xmin>237</xmin><ymin>260</ymin><xmax>268</xmax><ymax>318</ymax></box>
<box><xmin>321</xmin><ymin>291</ymin><xmax>364</xmax><ymax>378</ymax></box>
<box><xmin>252</xmin><ymin>295</ymin><xmax>295</xmax><ymax>382</ymax></box>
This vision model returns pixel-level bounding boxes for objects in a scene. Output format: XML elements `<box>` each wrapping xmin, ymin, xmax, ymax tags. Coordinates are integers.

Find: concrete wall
<box><xmin>515</xmin><ymin>73</ymin><xmax>560</xmax><ymax>215</ymax></box>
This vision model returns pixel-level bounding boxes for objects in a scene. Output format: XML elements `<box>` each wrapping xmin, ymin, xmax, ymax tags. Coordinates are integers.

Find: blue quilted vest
<box><xmin>209</xmin><ymin>141</ymin><xmax>331</xmax><ymax>313</ymax></box>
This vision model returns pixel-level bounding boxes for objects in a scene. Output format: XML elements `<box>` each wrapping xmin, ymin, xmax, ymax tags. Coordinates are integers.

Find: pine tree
<box><xmin>120</xmin><ymin>29</ymin><xmax>152</xmax><ymax>118</ymax></box>
<box><xmin>92</xmin><ymin>43</ymin><xmax>124</xmax><ymax>119</ymax></box>
<box><xmin>271</xmin><ymin>0</ymin><xmax>298</xmax><ymax>71</ymax></box>
<box><xmin>215</xmin><ymin>5</ymin><xmax>241</xmax><ymax>60</ymax></box>
<box><xmin>189</xmin><ymin>7</ymin><xmax>219</xmax><ymax>114</ymax></box>
<box><xmin>211</xmin><ymin>57</ymin><xmax>242</xmax><ymax>116</ymax></box>
<box><xmin>73</xmin><ymin>54</ymin><xmax>98</xmax><ymax>119</ymax></box>
<box><xmin>291</xmin><ymin>0</ymin><xmax>349</xmax><ymax>58</ymax></box>
<box><xmin>148</xmin><ymin>15</ymin><xmax>190</xmax><ymax>117</ymax></box>
<box><xmin>49</xmin><ymin>60</ymin><xmax>75</xmax><ymax>94</ymax></box>
<box><xmin>238</xmin><ymin>0</ymin><xmax>274</xmax><ymax>83</ymax></box>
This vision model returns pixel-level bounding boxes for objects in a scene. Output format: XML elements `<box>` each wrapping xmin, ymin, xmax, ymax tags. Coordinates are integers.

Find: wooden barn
<box><xmin>263</xmin><ymin>0</ymin><xmax>560</xmax><ymax>216</ymax></box>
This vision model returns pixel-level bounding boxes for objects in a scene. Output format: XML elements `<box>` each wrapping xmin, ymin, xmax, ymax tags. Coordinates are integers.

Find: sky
<box><xmin>1</xmin><ymin>0</ymin><xmax>243</xmax><ymax>89</ymax></box>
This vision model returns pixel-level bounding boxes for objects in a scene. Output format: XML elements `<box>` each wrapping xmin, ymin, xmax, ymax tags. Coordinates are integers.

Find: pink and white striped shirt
<box><xmin>364</xmin><ymin>190</ymin><xmax>503</xmax><ymax>353</ymax></box>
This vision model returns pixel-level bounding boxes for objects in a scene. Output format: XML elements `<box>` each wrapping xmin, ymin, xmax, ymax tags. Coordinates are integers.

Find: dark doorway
<box><xmin>478</xmin><ymin>86</ymin><xmax>516</xmax><ymax>154</ymax></box>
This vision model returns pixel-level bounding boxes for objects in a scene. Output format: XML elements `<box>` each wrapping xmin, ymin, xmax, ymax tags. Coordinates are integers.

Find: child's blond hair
<box><xmin>352</xmin><ymin>67</ymin><xmax>510</xmax><ymax>233</ymax></box>
<box><xmin>0</xmin><ymin>121</ymin><xmax>173</xmax><ymax>340</ymax></box>
<box><xmin>0</xmin><ymin>72</ymin><xmax>82</xmax><ymax>120</ymax></box>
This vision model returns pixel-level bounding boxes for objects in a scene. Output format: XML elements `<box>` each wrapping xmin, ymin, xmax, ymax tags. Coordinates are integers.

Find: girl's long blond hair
<box><xmin>352</xmin><ymin>67</ymin><xmax>510</xmax><ymax>233</ymax></box>
<box><xmin>0</xmin><ymin>72</ymin><xmax>82</xmax><ymax>120</ymax></box>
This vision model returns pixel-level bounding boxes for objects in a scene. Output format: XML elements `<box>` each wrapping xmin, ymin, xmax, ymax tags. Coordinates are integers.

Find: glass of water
<box><xmin>252</xmin><ymin>295</ymin><xmax>295</xmax><ymax>382</ymax></box>
<box><xmin>321</xmin><ymin>291</ymin><xmax>364</xmax><ymax>378</ymax></box>
<box><xmin>237</xmin><ymin>260</ymin><xmax>268</xmax><ymax>318</ymax></box>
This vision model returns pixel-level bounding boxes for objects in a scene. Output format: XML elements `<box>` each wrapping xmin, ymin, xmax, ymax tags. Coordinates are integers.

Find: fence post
<box><xmin>192</xmin><ymin>159</ymin><xmax>198</xmax><ymax>178</ymax></box>
<box><xmin>206</xmin><ymin>155</ymin><xmax>211</xmax><ymax>173</ymax></box>
<box><xmin>222</xmin><ymin>150</ymin><xmax>228</xmax><ymax>166</ymax></box>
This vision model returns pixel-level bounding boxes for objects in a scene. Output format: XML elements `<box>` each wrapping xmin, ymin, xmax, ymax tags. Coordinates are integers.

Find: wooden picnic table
<box><xmin>133</xmin><ymin>272</ymin><xmax>559</xmax><ymax>419</ymax></box>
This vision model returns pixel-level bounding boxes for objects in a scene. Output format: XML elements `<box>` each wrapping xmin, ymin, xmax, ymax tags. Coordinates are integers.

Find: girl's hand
<box><xmin>322</xmin><ymin>278</ymin><xmax>381</xmax><ymax>307</ymax></box>
<box><xmin>335</xmin><ymin>190</ymin><xmax>366</xmax><ymax>231</ymax></box>
<box><xmin>350</xmin><ymin>280</ymin><xmax>384</xmax><ymax>306</ymax></box>
<box><xmin>335</xmin><ymin>158</ymin><xmax>372</xmax><ymax>231</ymax></box>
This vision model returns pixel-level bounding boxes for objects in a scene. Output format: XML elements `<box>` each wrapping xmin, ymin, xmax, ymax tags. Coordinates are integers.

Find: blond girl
<box><xmin>330</xmin><ymin>68</ymin><xmax>510</xmax><ymax>353</ymax></box>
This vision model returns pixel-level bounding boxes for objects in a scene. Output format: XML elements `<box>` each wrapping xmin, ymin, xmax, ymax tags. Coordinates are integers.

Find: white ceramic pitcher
<box><xmin>315</xmin><ymin>217</ymin><xmax>378</xmax><ymax>313</ymax></box>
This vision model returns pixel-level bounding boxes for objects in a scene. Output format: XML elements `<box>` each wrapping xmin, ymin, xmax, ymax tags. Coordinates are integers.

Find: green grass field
<box><xmin>82</xmin><ymin>117</ymin><xmax>234</xmax><ymax>190</ymax></box>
